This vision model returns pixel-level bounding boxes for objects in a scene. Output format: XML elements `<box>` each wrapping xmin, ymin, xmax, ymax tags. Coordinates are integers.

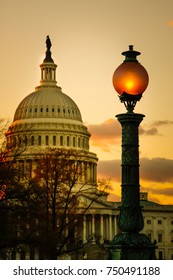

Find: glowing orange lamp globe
<box><xmin>112</xmin><ymin>46</ymin><xmax>149</xmax><ymax>96</ymax></box>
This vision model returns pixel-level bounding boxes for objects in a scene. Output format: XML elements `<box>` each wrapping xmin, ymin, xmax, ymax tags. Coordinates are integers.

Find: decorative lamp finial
<box><xmin>122</xmin><ymin>45</ymin><xmax>141</xmax><ymax>63</ymax></box>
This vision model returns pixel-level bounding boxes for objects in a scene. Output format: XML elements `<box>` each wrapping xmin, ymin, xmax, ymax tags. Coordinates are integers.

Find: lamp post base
<box><xmin>107</xmin><ymin>233</ymin><xmax>157</xmax><ymax>260</ymax></box>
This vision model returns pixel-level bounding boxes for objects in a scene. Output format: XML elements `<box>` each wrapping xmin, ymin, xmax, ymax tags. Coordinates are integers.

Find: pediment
<box><xmin>77</xmin><ymin>193</ymin><xmax>114</xmax><ymax>210</ymax></box>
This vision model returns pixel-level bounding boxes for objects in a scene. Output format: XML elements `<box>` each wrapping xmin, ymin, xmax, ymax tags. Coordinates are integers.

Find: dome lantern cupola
<box><xmin>39</xmin><ymin>35</ymin><xmax>57</xmax><ymax>87</ymax></box>
<box><xmin>7</xmin><ymin>37</ymin><xmax>96</xmax><ymax>155</ymax></box>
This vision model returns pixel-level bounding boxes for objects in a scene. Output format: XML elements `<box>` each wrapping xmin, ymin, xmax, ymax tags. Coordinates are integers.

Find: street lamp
<box><xmin>108</xmin><ymin>45</ymin><xmax>156</xmax><ymax>260</ymax></box>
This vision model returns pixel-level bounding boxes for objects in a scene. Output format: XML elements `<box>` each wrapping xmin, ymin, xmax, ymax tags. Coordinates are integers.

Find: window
<box><xmin>31</xmin><ymin>136</ymin><xmax>34</xmax><ymax>146</ymax></box>
<box><xmin>45</xmin><ymin>135</ymin><xmax>49</xmax><ymax>145</ymax></box>
<box><xmin>46</xmin><ymin>107</ymin><xmax>49</xmax><ymax>112</ymax></box>
<box><xmin>82</xmin><ymin>138</ymin><xmax>85</xmax><ymax>148</ymax></box>
<box><xmin>53</xmin><ymin>135</ymin><xmax>56</xmax><ymax>146</ymax></box>
<box><xmin>147</xmin><ymin>219</ymin><xmax>151</xmax><ymax>224</ymax></box>
<box><xmin>78</xmin><ymin>137</ymin><xmax>81</xmax><ymax>148</ymax></box>
<box><xmin>73</xmin><ymin>137</ymin><xmax>76</xmax><ymax>147</ymax></box>
<box><xmin>158</xmin><ymin>220</ymin><xmax>162</xmax><ymax>225</ymax></box>
<box><xmin>60</xmin><ymin>136</ymin><xmax>63</xmax><ymax>146</ymax></box>
<box><xmin>67</xmin><ymin>136</ymin><xmax>70</xmax><ymax>146</ymax></box>
<box><xmin>171</xmin><ymin>220</ymin><xmax>173</xmax><ymax>225</ymax></box>
<box><xmin>158</xmin><ymin>233</ymin><xmax>163</xmax><ymax>243</ymax></box>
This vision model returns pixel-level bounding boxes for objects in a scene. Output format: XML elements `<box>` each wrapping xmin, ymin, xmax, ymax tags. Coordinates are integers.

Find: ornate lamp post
<box><xmin>109</xmin><ymin>45</ymin><xmax>156</xmax><ymax>260</ymax></box>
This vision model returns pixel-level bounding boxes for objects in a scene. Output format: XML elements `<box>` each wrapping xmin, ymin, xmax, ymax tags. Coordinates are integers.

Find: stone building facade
<box><xmin>140</xmin><ymin>193</ymin><xmax>173</xmax><ymax>260</ymax></box>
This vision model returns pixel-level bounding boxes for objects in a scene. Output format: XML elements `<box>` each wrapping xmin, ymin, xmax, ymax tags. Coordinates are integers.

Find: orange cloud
<box><xmin>141</xmin><ymin>157</ymin><xmax>173</xmax><ymax>183</ymax></box>
<box><xmin>98</xmin><ymin>158</ymin><xmax>173</xmax><ymax>205</ymax></box>
<box><xmin>87</xmin><ymin>118</ymin><xmax>173</xmax><ymax>153</ymax></box>
<box><xmin>98</xmin><ymin>159</ymin><xmax>121</xmax><ymax>182</ymax></box>
<box><xmin>87</xmin><ymin>119</ymin><xmax>121</xmax><ymax>152</ymax></box>
<box><xmin>141</xmin><ymin>183</ymin><xmax>173</xmax><ymax>205</ymax></box>
<box><xmin>98</xmin><ymin>157</ymin><xmax>173</xmax><ymax>183</ymax></box>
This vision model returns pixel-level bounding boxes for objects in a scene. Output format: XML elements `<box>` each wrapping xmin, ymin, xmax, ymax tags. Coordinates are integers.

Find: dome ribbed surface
<box><xmin>14</xmin><ymin>87</ymin><xmax>82</xmax><ymax>122</ymax></box>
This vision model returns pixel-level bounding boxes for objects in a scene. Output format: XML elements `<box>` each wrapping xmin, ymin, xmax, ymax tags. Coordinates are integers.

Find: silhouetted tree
<box><xmin>23</xmin><ymin>148</ymin><xmax>108</xmax><ymax>259</ymax></box>
<box><xmin>0</xmin><ymin>135</ymin><xmax>109</xmax><ymax>259</ymax></box>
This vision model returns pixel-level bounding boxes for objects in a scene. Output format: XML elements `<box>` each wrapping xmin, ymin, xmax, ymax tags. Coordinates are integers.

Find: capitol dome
<box><xmin>14</xmin><ymin>86</ymin><xmax>82</xmax><ymax>122</ymax></box>
<box><xmin>6</xmin><ymin>36</ymin><xmax>93</xmax><ymax>154</ymax></box>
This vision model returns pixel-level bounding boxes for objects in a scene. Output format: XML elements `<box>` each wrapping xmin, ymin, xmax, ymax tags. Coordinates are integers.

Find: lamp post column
<box><xmin>116</xmin><ymin>112</ymin><xmax>144</xmax><ymax>234</ymax></box>
<box><xmin>110</xmin><ymin>112</ymin><xmax>156</xmax><ymax>259</ymax></box>
<box><xmin>107</xmin><ymin>45</ymin><xmax>157</xmax><ymax>260</ymax></box>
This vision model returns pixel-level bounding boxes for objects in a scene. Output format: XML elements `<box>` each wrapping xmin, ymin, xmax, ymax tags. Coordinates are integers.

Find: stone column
<box><xmin>83</xmin><ymin>215</ymin><xmax>87</xmax><ymax>243</ymax></box>
<box><xmin>16</xmin><ymin>251</ymin><xmax>21</xmax><ymax>260</ymax></box>
<box><xmin>106</xmin><ymin>215</ymin><xmax>109</xmax><ymax>240</ymax></box>
<box><xmin>81</xmin><ymin>162</ymin><xmax>85</xmax><ymax>182</ymax></box>
<box><xmin>93</xmin><ymin>164</ymin><xmax>97</xmax><ymax>183</ymax></box>
<box><xmin>91</xmin><ymin>214</ymin><xmax>95</xmax><ymax>243</ymax></box>
<box><xmin>90</xmin><ymin>163</ymin><xmax>93</xmax><ymax>183</ymax></box>
<box><xmin>114</xmin><ymin>215</ymin><xmax>118</xmax><ymax>236</ymax></box>
<box><xmin>100</xmin><ymin>215</ymin><xmax>104</xmax><ymax>244</ymax></box>
<box><xmin>34</xmin><ymin>249</ymin><xmax>39</xmax><ymax>260</ymax></box>
<box><xmin>25</xmin><ymin>250</ymin><xmax>30</xmax><ymax>260</ymax></box>
<box><xmin>87</xmin><ymin>163</ymin><xmax>90</xmax><ymax>182</ymax></box>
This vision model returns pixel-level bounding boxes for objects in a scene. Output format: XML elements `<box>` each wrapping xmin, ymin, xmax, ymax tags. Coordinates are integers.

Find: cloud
<box><xmin>98</xmin><ymin>158</ymin><xmax>173</xmax><ymax>204</ymax></box>
<box><xmin>140</xmin><ymin>120</ymin><xmax>173</xmax><ymax>136</ymax></box>
<box><xmin>139</xmin><ymin>127</ymin><xmax>158</xmax><ymax>136</ymax></box>
<box><xmin>141</xmin><ymin>185</ymin><xmax>173</xmax><ymax>197</ymax></box>
<box><xmin>87</xmin><ymin>119</ymin><xmax>121</xmax><ymax>140</ymax></box>
<box><xmin>98</xmin><ymin>157</ymin><xmax>173</xmax><ymax>184</ymax></box>
<box><xmin>140</xmin><ymin>184</ymin><xmax>173</xmax><ymax>204</ymax></box>
<box><xmin>97</xmin><ymin>159</ymin><xmax>121</xmax><ymax>181</ymax></box>
<box><xmin>87</xmin><ymin>119</ymin><xmax>121</xmax><ymax>152</ymax></box>
<box><xmin>87</xmin><ymin>118</ymin><xmax>173</xmax><ymax>152</ymax></box>
<box><xmin>152</xmin><ymin>120</ymin><xmax>173</xmax><ymax>126</ymax></box>
<box><xmin>140</xmin><ymin>157</ymin><xmax>173</xmax><ymax>183</ymax></box>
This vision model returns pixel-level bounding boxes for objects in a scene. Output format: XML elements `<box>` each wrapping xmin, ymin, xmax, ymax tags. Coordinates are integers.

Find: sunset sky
<box><xmin>1</xmin><ymin>0</ymin><xmax>173</xmax><ymax>204</ymax></box>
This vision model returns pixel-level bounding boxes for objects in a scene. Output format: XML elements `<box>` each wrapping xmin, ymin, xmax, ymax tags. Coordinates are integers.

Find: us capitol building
<box><xmin>3</xmin><ymin>37</ymin><xmax>173</xmax><ymax>260</ymax></box>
